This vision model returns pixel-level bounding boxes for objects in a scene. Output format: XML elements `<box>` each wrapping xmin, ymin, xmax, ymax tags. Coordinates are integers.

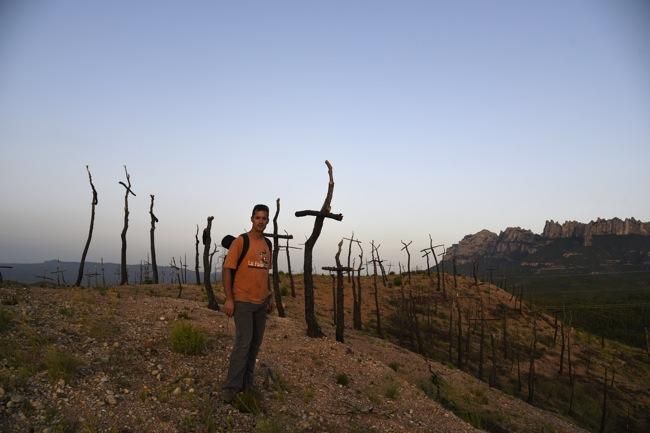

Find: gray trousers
<box><xmin>223</xmin><ymin>301</ymin><xmax>268</xmax><ymax>392</ymax></box>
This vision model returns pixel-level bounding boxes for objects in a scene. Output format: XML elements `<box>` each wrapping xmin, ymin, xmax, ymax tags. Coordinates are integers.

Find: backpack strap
<box><xmin>236</xmin><ymin>233</ymin><xmax>250</xmax><ymax>271</ymax></box>
<box><xmin>233</xmin><ymin>233</ymin><xmax>272</xmax><ymax>276</ymax></box>
<box><xmin>263</xmin><ymin>236</ymin><xmax>272</xmax><ymax>254</ymax></box>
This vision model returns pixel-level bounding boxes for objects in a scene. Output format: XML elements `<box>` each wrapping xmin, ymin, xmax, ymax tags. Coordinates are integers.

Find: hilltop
<box><xmin>1</xmin><ymin>270</ymin><xmax>648</xmax><ymax>432</ymax></box>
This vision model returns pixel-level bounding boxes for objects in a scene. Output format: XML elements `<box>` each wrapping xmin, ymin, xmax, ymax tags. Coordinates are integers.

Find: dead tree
<box><xmin>369</xmin><ymin>242</ymin><xmax>388</xmax><ymax>286</ymax></box>
<box><xmin>408</xmin><ymin>291</ymin><xmax>424</xmax><ymax>354</ymax></box>
<box><xmin>118</xmin><ymin>165</ymin><xmax>136</xmax><ymax>285</ymax></box>
<box><xmin>295</xmin><ymin>160</ymin><xmax>343</xmax><ymax>337</ymax></box>
<box><xmin>201</xmin><ymin>216</ymin><xmax>219</xmax><ymax>310</ymax></box>
<box><xmin>452</xmin><ymin>257</ymin><xmax>458</xmax><ymax>288</ymax></box>
<box><xmin>208</xmin><ymin>243</ymin><xmax>218</xmax><ymax>283</ymax></box>
<box><xmin>344</xmin><ymin>232</ymin><xmax>355</xmax><ymax>283</ymax></box>
<box><xmin>76</xmin><ymin>165</ymin><xmax>98</xmax><ymax>286</ymax></box>
<box><xmin>194</xmin><ymin>225</ymin><xmax>201</xmax><ymax>285</ymax></box>
<box><xmin>283</xmin><ymin>230</ymin><xmax>301</xmax><ymax>297</ymax></box>
<box><xmin>568</xmin><ymin>325</ymin><xmax>575</xmax><ymax>414</ymax></box>
<box><xmin>478</xmin><ymin>300</ymin><xmax>485</xmax><ymax>380</ymax></box>
<box><xmin>599</xmin><ymin>367</ymin><xmax>615</xmax><ymax>433</ymax></box>
<box><xmin>424</xmin><ymin>236</ymin><xmax>445</xmax><ymax>297</ymax></box>
<box><xmin>100</xmin><ymin>258</ymin><xmax>106</xmax><ymax>287</ymax></box>
<box><xmin>456</xmin><ymin>299</ymin><xmax>463</xmax><ymax>367</ymax></box>
<box><xmin>490</xmin><ymin>333</ymin><xmax>498</xmax><ymax>387</ymax></box>
<box><xmin>270</xmin><ymin>198</ymin><xmax>286</xmax><ymax>317</ymax></box>
<box><xmin>170</xmin><ymin>257</ymin><xmax>183</xmax><ymax>298</ymax></box>
<box><xmin>502</xmin><ymin>308</ymin><xmax>508</xmax><ymax>359</ymax></box>
<box><xmin>422</xmin><ymin>250</ymin><xmax>431</xmax><ymax>278</ymax></box>
<box><xmin>527</xmin><ymin>314</ymin><xmax>538</xmax><ymax>404</ymax></box>
<box><xmin>51</xmin><ymin>261</ymin><xmax>66</xmax><ymax>286</ymax></box>
<box><xmin>352</xmin><ymin>244</ymin><xmax>364</xmax><ymax>330</ymax></box>
<box><xmin>327</xmin><ymin>240</ymin><xmax>352</xmax><ymax>343</ymax></box>
<box><xmin>85</xmin><ymin>270</ymin><xmax>100</xmax><ymax>287</ymax></box>
<box><xmin>400</xmin><ymin>240</ymin><xmax>413</xmax><ymax>285</ymax></box>
<box><xmin>448</xmin><ymin>299</ymin><xmax>454</xmax><ymax>363</ymax></box>
<box><xmin>370</xmin><ymin>240</ymin><xmax>383</xmax><ymax>338</ymax></box>
<box><xmin>148</xmin><ymin>195</ymin><xmax>159</xmax><ymax>284</ymax></box>
<box><xmin>439</xmin><ymin>247</ymin><xmax>447</xmax><ymax>294</ymax></box>
<box><xmin>183</xmin><ymin>253</ymin><xmax>188</xmax><ymax>284</ymax></box>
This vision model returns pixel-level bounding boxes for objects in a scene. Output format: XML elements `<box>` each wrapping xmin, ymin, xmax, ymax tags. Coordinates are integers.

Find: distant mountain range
<box><xmin>445</xmin><ymin>217</ymin><xmax>650</xmax><ymax>278</ymax></box>
<box><xmin>0</xmin><ymin>260</ymin><xmax>221</xmax><ymax>285</ymax></box>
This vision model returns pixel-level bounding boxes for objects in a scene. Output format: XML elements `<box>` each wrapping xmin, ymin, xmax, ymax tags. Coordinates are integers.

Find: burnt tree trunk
<box><xmin>453</xmin><ymin>257</ymin><xmax>458</xmax><ymax>288</ymax></box>
<box><xmin>490</xmin><ymin>333</ymin><xmax>498</xmax><ymax>387</ymax></box>
<box><xmin>346</xmin><ymin>232</ymin><xmax>354</xmax><ymax>283</ymax></box>
<box><xmin>119</xmin><ymin>165</ymin><xmax>136</xmax><ymax>285</ymax></box>
<box><xmin>599</xmin><ymin>368</ymin><xmax>615</xmax><ymax>433</ymax></box>
<box><xmin>568</xmin><ymin>326</ymin><xmax>575</xmax><ymax>414</ymax></box>
<box><xmin>371</xmin><ymin>241</ymin><xmax>383</xmax><ymax>338</ymax></box>
<box><xmin>330</xmin><ymin>273</ymin><xmax>336</xmax><ymax>322</ymax></box>
<box><xmin>558</xmin><ymin>320</ymin><xmax>566</xmax><ymax>376</ymax></box>
<box><xmin>149</xmin><ymin>195</ymin><xmax>159</xmax><ymax>284</ymax></box>
<box><xmin>401</xmin><ymin>241</ymin><xmax>412</xmax><ymax>286</ymax></box>
<box><xmin>208</xmin><ymin>242</ymin><xmax>218</xmax><ymax>284</ymax></box>
<box><xmin>409</xmin><ymin>291</ymin><xmax>423</xmax><ymax>354</ymax></box>
<box><xmin>297</xmin><ymin>160</ymin><xmax>342</xmax><ymax>338</ymax></box>
<box><xmin>448</xmin><ymin>299</ymin><xmax>454</xmax><ymax>363</ymax></box>
<box><xmin>76</xmin><ymin>165</ymin><xmax>98</xmax><ymax>287</ymax></box>
<box><xmin>456</xmin><ymin>301</ymin><xmax>463</xmax><ymax>367</ymax></box>
<box><xmin>334</xmin><ymin>239</ymin><xmax>345</xmax><ymax>342</ymax></box>
<box><xmin>527</xmin><ymin>315</ymin><xmax>538</xmax><ymax>404</ymax></box>
<box><xmin>194</xmin><ymin>225</ymin><xmax>201</xmax><ymax>285</ymax></box>
<box><xmin>272</xmin><ymin>198</ymin><xmax>286</xmax><ymax>317</ymax></box>
<box><xmin>353</xmin><ymin>249</ymin><xmax>364</xmax><ymax>330</ymax></box>
<box><xmin>502</xmin><ymin>308</ymin><xmax>508</xmax><ymax>359</ymax></box>
<box><xmin>478</xmin><ymin>303</ymin><xmax>485</xmax><ymax>381</ymax></box>
<box><xmin>201</xmin><ymin>216</ymin><xmax>219</xmax><ymax>310</ymax></box>
<box><xmin>284</xmin><ymin>231</ymin><xmax>296</xmax><ymax>297</ymax></box>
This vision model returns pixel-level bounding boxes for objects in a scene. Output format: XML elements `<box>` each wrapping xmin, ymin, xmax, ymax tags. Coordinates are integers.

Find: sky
<box><xmin>1</xmin><ymin>0</ymin><xmax>649</xmax><ymax>273</ymax></box>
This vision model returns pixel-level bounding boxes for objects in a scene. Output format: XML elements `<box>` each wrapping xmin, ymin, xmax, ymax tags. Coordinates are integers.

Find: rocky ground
<box><xmin>0</xmin><ymin>282</ymin><xmax>590</xmax><ymax>433</ymax></box>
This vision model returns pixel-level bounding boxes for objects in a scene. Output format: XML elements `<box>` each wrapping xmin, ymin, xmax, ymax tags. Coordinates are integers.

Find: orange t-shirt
<box><xmin>223</xmin><ymin>234</ymin><xmax>271</xmax><ymax>304</ymax></box>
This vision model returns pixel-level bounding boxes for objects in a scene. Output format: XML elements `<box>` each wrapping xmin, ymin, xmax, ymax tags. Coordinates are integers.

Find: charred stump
<box><xmin>201</xmin><ymin>216</ymin><xmax>219</xmax><ymax>310</ymax></box>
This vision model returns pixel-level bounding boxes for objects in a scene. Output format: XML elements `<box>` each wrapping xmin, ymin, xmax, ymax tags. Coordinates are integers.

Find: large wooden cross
<box><xmin>295</xmin><ymin>160</ymin><xmax>343</xmax><ymax>338</ymax></box>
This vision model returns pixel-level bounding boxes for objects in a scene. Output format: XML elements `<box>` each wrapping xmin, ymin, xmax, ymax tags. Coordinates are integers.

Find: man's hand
<box><xmin>224</xmin><ymin>299</ymin><xmax>235</xmax><ymax>317</ymax></box>
<box><xmin>267</xmin><ymin>295</ymin><xmax>275</xmax><ymax>313</ymax></box>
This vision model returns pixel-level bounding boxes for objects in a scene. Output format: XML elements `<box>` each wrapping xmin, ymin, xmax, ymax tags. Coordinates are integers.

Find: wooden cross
<box><xmin>342</xmin><ymin>233</ymin><xmax>362</xmax><ymax>283</ymax></box>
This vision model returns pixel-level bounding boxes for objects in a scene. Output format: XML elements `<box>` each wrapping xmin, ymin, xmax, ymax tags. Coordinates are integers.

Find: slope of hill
<box><xmin>0</xmin><ymin>284</ymin><xmax>479</xmax><ymax>433</ymax></box>
<box><xmin>1</xmin><ymin>270</ymin><xmax>647</xmax><ymax>432</ymax></box>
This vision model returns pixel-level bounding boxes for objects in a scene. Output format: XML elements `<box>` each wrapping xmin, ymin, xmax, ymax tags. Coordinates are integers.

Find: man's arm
<box><xmin>223</xmin><ymin>266</ymin><xmax>235</xmax><ymax>317</ymax></box>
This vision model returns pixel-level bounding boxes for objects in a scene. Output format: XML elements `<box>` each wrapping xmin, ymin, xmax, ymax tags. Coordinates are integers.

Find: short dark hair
<box><xmin>252</xmin><ymin>204</ymin><xmax>269</xmax><ymax>217</ymax></box>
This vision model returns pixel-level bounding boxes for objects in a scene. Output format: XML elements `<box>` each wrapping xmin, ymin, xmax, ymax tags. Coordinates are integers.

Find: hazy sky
<box><xmin>1</xmin><ymin>0</ymin><xmax>649</xmax><ymax>272</ymax></box>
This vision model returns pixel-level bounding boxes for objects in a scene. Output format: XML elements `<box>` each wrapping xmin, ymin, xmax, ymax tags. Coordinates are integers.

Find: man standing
<box><xmin>222</xmin><ymin>204</ymin><xmax>274</xmax><ymax>403</ymax></box>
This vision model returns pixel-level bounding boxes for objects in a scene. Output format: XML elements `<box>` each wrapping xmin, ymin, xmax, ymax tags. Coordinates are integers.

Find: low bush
<box><xmin>336</xmin><ymin>373</ymin><xmax>349</xmax><ymax>386</ymax></box>
<box><xmin>170</xmin><ymin>322</ymin><xmax>207</xmax><ymax>355</ymax></box>
<box><xmin>0</xmin><ymin>308</ymin><xmax>14</xmax><ymax>332</ymax></box>
<box><xmin>45</xmin><ymin>347</ymin><xmax>81</xmax><ymax>382</ymax></box>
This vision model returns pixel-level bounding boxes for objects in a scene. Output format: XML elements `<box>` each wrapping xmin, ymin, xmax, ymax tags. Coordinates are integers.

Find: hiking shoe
<box><xmin>221</xmin><ymin>388</ymin><xmax>238</xmax><ymax>404</ymax></box>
